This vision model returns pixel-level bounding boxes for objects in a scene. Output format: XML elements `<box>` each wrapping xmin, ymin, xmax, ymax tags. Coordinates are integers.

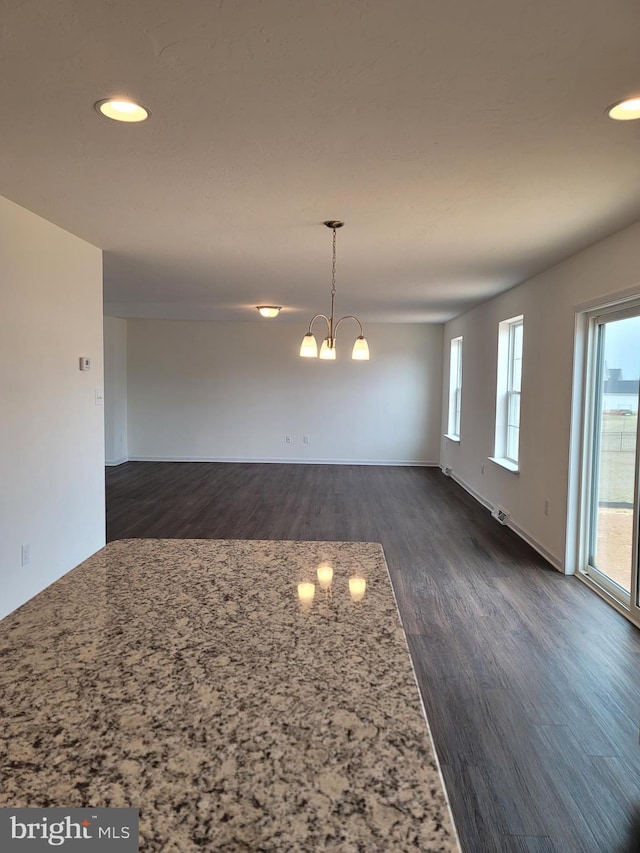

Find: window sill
<box><xmin>443</xmin><ymin>434</ymin><xmax>460</xmax><ymax>444</ymax></box>
<box><xmin>488</xmin><ymin>456</ymin><xmax>519</xmax><ymax>474</ymax></box>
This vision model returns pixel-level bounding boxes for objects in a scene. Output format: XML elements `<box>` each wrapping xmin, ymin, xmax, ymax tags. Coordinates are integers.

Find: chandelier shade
<box><xmin>319</xmin><ymin>337</ymin><xmax>336</xmax><ymax>360</ymax></box>
<box><xmin>299</xmin><ymin>221</ymin><xmax>369</xmax><ymax>361</ymax></box>
<box><xmin>300</xmin><ymin>333</ymin><xmax>318</xmax><ymax>357</ymax></box>
<box><xmin>352</xmin><ymin>336</ymin><xmax>370</xmax><ymax>360</ymax></box>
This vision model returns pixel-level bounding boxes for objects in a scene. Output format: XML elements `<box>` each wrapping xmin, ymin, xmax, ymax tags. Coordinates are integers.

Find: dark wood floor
<box><xmin>106</xmin><ymin>462</ymin><xmax>640</xmax><ymax>853</ymax></box>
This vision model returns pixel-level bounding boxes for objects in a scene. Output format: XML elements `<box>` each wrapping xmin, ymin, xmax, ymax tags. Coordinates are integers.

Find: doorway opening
<box><xmin>578</xmin><ymin>302</ymin><xmax>640</xmax><ymax>622</ymax></box>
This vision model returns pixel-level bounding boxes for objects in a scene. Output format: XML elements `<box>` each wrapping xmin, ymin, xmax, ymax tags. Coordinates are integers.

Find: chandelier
<box><xmin>299</xmin><ymin>221</ymin><xmax>370</xmax><ymax>361</ymax></box>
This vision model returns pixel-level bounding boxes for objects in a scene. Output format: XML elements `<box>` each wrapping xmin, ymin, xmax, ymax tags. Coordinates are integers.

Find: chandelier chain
<box><xmin>331</xmin><ymin>227</ymin><xmax>337</xmax><ymax>298</ymax></box>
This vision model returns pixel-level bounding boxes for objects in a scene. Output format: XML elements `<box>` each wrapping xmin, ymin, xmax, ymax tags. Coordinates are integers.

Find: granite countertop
<box><xmin>0</xmin><ymin>538</ymin><xmax>459</xmax><ymax>852</ymax></box>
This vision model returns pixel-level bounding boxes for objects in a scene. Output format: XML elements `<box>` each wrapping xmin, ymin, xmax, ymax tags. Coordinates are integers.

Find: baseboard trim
<box><xmin>106</xmin><ymin>457</ymin><xmax>129</xmax><ymax>467</ymax></box>
<box><xmin>506</xmin><ymin>519</ymin><xmax>563</xmax><ymax>573</ymax></box>
<box><xmin>128</xmin><ymin>456</ymin><xmax>440</xmax><ymax>467</ymax></box>
<box><xmin>449</xmin><ymin>471</ymin><xmax>493</xmax><ymax>512</ymax></box>
<box><xmin>448</xmin><ymin>470</ymin><xmax>564</xmax><ymax>573</ymax></box>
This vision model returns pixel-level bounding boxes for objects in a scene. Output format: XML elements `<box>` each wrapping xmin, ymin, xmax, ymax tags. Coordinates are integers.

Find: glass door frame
<box><xmin>577</xmin><ymin>300</ymin><xmax>640</xmax><ymax>625</ymax></box>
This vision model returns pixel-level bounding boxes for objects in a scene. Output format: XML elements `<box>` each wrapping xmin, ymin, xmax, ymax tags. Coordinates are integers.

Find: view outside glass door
<box><xmin>586</xmin><ymin>311</ymin><xmax>640</xmax><ymax>608</ymax></box>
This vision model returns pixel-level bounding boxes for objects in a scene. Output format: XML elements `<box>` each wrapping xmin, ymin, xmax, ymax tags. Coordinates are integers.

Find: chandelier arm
<box><xmin>333</xmin><ymin>315</ymin><xmax>364</xmax><ymax>339</ymax></box>
<box><xmin>307</xmin><ymin>314</ymin><xmax>332</xmax><ymax>336</ymax></box>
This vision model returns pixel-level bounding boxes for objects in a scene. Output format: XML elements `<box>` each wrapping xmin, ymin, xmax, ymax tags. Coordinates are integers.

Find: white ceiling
<box><xmin>2</xmin><ymin>0</ymin><xmax>640</xmax><ymax>324</ymax></box>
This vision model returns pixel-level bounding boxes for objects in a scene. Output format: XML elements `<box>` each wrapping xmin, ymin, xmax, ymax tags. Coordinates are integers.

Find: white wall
<box><xmin>104</xmin><ymin>316</ymin><xmax>128</xmax><ymax>465</ymax></box>
<box><xmin>0</xmin><ymin>195</ymin><xmax>105</xmax><ymax>619</ymax></box>
<box><xmin>126</xmin><ymin>319</ymin><xmax>443</xmax><ymax>465</ymax></box>
<box><xmin>440</xmin><ymin>217</ymin><xmax>640</xmax><ymax>571</ymax></box>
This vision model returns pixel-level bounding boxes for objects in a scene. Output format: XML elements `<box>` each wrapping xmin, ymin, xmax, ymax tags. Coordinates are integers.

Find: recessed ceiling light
<box><xmin>94</xmin><ymin>98</ymin><xmax>150</xmax><ymax>123</ymax></box>
<box><xmin>606</xmin><ymin>97</ymin><xmax>640</xmax><ymax>121</ymax></box>
<box><xmin>257</xmin><ymin>306</ymin><xmax>281</xmax><ymax>318</ymax></box>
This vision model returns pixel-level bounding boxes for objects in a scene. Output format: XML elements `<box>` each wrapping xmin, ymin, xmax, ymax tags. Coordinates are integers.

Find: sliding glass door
<box><xmin>583</xmin><ymin>307</ymin><xmax>640</xmax><ymax>619</ymax></box>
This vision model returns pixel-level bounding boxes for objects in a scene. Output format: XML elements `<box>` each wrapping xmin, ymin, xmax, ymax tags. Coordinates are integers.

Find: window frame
<box><xmin>492</xmin><ymin>315</ymin><xmax>524</xmax><ymax>471</ymax></box>
<box><xmin>447</xmin><ymin>336</ymin><xmax>463</xmax><ymax>440</ymax></box>
<box><xmin>505</xmin><ymin>319</ymin><xmax>523</xmax><ymax>464</ymax></box>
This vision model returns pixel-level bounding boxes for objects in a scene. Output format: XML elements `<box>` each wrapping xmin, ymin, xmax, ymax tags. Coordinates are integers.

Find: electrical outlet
<box><xmin>285</xmin><ymin>435</ymin><xmax>292</xmax><ymax>444</ymax></box>
<box><xmin>21</xmin><ymin>544</ymin><xmax>30</xmax><ymax>566</ymax></box>
<box><xmin>544</xmin><ymin>500</ymin><xmax>549</xmax><ymax>516</ymax></box>
<box><xmin>303</xmin><ymin>435</ymin><xmax>310</xmax><ymax>445</ymax></box>
<box><xmin>481</xmin><ymin>462</ymin><xmax>485</xmax><ymax>475</ymax></box>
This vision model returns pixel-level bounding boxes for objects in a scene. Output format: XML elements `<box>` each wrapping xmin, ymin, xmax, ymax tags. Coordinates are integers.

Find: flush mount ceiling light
<box><xmin>300</xmin><ymin>221</ymin><xmax>369</xmax><ymax>361</ymax></box>
<box><xmin>606</xmin><ymin>97</ymin><xmax>640</xmax><ymax>121</ymax></box>
<box><xmin>94</xmin><ymin>98</ymin><xmax>150</xmax><ymax>123</ymax></box>
<box><xmin>257</xmin><ymin>306</ymin><xmax>281</xmax><ymax>318</ymax></box>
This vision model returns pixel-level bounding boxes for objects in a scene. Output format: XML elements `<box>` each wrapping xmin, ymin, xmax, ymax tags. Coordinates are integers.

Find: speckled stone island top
<box><xmin>0</xmin><ymin>539</ymin><xmax>459</xmax><ymax>852</ymax></box>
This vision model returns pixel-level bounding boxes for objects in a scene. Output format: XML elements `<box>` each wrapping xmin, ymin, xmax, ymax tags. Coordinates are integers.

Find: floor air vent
<box><xmin>491</xmin><ymin>506</ymin><xmax>509</xmax><ymax>525</ymax></box>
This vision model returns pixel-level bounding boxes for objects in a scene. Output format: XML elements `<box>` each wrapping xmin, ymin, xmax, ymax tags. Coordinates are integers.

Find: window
<box><xmin>506</xmin><ymin>320</ymin><xmax>523</xmax><ymax>461</ymax></box>
<box><xmin>447</xmin><ymin>336</ymin><xmax>463</xmax><ymax>439</ymax></box>
<box><xmin>493</xmin><ymin>315</ymin><xmax>523</xmax><ymax>470</ymax></box>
